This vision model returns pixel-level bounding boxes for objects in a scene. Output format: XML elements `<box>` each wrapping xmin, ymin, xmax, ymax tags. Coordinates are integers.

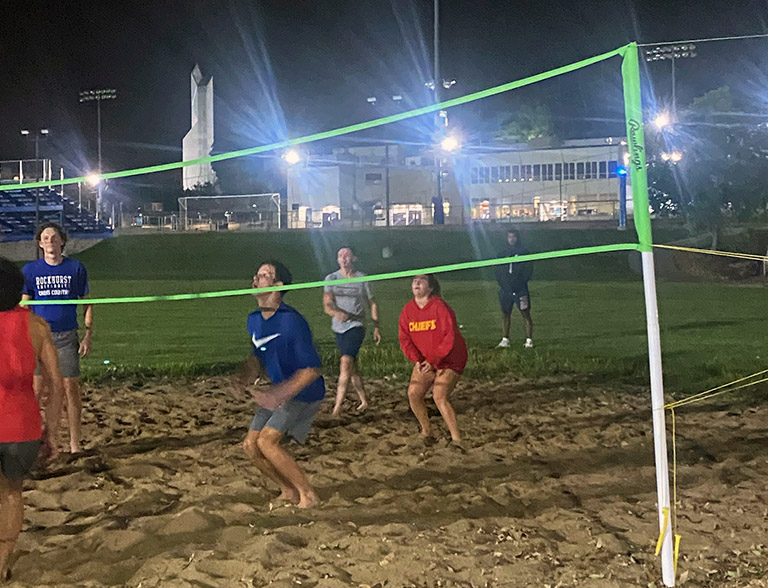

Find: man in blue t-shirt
<box><xmin>237</xmin><ymin>260</ymin><xmax>324</xmax><ymax>509</ymax></box>
<box><xmin>21</xmin><ymin>223</ymin><xmax>93</xmax><ymax>454</ymax></box>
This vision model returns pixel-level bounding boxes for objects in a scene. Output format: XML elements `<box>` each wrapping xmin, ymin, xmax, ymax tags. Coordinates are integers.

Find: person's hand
<box><xmin>39</xmin><ymin>429</ymin><xmax>59</xmax><ymax>463</ymax></box>
<box><xmin>418</xmin><ymin>360</ymin><xmax>433</xmax><ymax>374</ymax></box>
<box><xmin>79</xmin><ymin>331</ymin><xmax>93</xmax><ymax>358</ymax></box>
<box><xmin>251</xmin><ymin>389</ymin><xmax>284</xmax><ymax>411</ymax></box>
<box><xmin>373</xmin><ymin>326</ymin><xmax>382</xmax><ymax>345</ymax></box>
<box><xmin>335</xmin><ymin>311</ymin><xmax>349</xmax><ymax>322</ymax></box>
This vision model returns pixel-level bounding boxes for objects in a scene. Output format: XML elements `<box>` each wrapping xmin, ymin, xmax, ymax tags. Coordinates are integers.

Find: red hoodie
<box><xmin>398</xmin><ymin>296</ymin><xmax>468</xmax><ymax>373</ymax></box>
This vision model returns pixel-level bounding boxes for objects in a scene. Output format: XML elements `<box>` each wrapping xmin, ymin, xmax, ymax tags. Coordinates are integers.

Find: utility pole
<box><xmin>79</xmin><ymin>88</ymin><xmax>117</xmax><ymax>222</ymax></box>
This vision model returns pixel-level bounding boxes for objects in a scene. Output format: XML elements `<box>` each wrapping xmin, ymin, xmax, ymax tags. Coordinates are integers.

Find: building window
<box><xmin>365</xmin><ymin>173</ymin><xmax>383</xmax><ymax>184</ymax></box>
<box><xmin>599</xmin><ymin>161</ymin><xmax>607</xmax><ymax>179</ymax></box>
<box><xmin>566</xmin><ymin>163</ymin><xmax>576</xmax><ymax>180</ymax></box>
<box><xmin>501</xmin><ymin>166</ymin><xmax>511</xmax><ymax>182</ymax></box>
<box><xmin>491</xmin><ymin>166</ymin><xmax>499</xmax><ymax>183</ymax></box>
<box><xmin>576</xmin><ymin>162</ymin><xmax>585</xmax><ymax>179</ymax></box>
<box><xmin>533</xmin><ymin>164</ymin><xmax>541</xmax><ymax>181</ymax></box>
<box><xmin>512</xmin><ymin>165</ymin><xmax>520</xmax><ymax>181</ymax></box>
<box><xmin>555</xmin><ymin>163</ymin><xmax>562</xmax><ymax>180</ymax></box>
<box><xmin>591</xmin><ymin>162</ymin><xmax>598</xmax><ymax>178</ymax></box>
<box><xmin>608</xmin><ymin>161</ymin><xmax>618</xmax><ymax>178</ymax></box>
<box><xmin>523</xmin><ymin>165</ymin><xmax>533</xmax><ymax>181</ymax></box>
<box><xmin>481</xmin><ymin>167</ymin><xmax>490</xmax><ymax>183</ymax></box>
<box><xmin>471</xmin><ymin>167</ymin><xmax>478</xmax><ymax>184</ymax></box>
<box><xmin>584</xmin><ymin>162</ymin><xmax>593</xmax><ymax>180</ymax></box>
<box><xmin>543</xmin><ymin>164</ymin><xmax>553</xmax><ymax>181</ymax></box>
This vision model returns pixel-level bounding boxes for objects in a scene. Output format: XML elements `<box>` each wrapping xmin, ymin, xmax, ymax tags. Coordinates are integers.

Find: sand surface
<box><xmin>7</xmin><ymin>375</ymin><xmax>768</xmax><ymax>587</ymax></box>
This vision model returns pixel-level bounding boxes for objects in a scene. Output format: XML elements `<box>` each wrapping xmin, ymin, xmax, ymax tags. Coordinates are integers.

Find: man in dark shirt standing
<box><xmin>494</xmin><ymin>229</ymin><xmax>534</xmax><ymax>349</ymax></box>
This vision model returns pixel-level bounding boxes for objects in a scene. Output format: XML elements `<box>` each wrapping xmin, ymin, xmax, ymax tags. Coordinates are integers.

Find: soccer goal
<box><xmin>177</xmin><ymin>193</ymin><xmax>281</xmax><ymax>231</ymax></box>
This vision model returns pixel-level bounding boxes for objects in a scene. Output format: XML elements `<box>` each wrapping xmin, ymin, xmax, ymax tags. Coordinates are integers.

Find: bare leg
<box><xmin>256</xmin><ymin>428</ymin><xmax>318</xmax><ymax>509</ymax></box>
<box><xmin>63</xmin><ymin>378</ymin><xmax>82</xmax><ymax>453</ymax></box>
<box><xmin>520</xmin><ymin>308</ymin><xmax>533</xmax><ymax>340</ymax></box>
<box><xmin>0</xmin><ymin>475</ymin><xmax>23</xmax><ymax>582</ymax></box>
<box><xmin>407</xmin><ymin>365</ymin><xmax>435</xmax><ymax>438</ymax></box>
<box><xmin>349</xmin><ymin>361</ymin><xmax>368</xmax><ymax>411</ymax></box>
<box><xmin>332</xmin><ymin>356</ymin><xmax>354</xmax><ymax>417</ymax></box>
<box><xmin>243</xmin><ymin>430</ymin><xmax>299</xmax><ymax>503</ymax></box>
<box><xmin>432</xmin><ymin>369</ymin><xmax>462</xmax><ymax>443</ymax></box>
<box><xmin>501</xmin><ymin>312</ymin><xmax>511</xmax><ymax>339</ymax></box>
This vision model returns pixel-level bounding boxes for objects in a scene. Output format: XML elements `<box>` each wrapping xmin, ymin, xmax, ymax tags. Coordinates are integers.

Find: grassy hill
<box><xmin>74</xmin><ymin>224</ymin><xmax>689</xmax><ymax>282</ymax></box>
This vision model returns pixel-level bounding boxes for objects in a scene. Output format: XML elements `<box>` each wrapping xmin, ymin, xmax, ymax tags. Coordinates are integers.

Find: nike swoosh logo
<box><xmin>252</xmin><ymin>333</ymin><xmax>281</xmax><ymax>348</ymax></box>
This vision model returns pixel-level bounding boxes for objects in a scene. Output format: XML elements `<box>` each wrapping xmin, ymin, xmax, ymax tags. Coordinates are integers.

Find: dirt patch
<box><xmin>8</xmin><ymin>376</ymin><xmax>768</xmax><ymax>587</ymax></box>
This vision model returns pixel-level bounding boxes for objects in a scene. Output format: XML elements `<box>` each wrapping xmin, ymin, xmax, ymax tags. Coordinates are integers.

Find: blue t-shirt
<box><xmin>22</xmin><ymin>257</ymin><xmax>89</xmax><ymax>333</ymax></box>
<box><xmin>247</xmin><ymin>302</ymin><xmax>325</xmax><ymax>403</ymax></box>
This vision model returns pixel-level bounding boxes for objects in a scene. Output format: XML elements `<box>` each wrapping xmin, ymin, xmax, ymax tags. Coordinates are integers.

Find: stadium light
<box><xmin>85</xmin><ymin>173</ymin><xmax>102</xmax><ymax>187</ymax></box>
<box><xmin>644</xmin><ymin>44</ymin><xmax>697</xmax><ymax>115</ymax></box>
<box><xmin>79</xmin><ymin>88</ymin><xmax>117</xmax><ymax>222</ymax></box>
<box><xmin>653</xmin><ymin>112</ymin><xmax>671</xmax><ymax>130</ymax></box>
<box><xmin>20</xmin><ymin>129</ymin><xmax>30</xmax><ymax>136</ymax></box>
<box><xmin>440</xmin><ymin>134</ymin><xmax>461</xmax><ymax>152</ymax></box>
<box><xmin>282</xmin><ymin>149</ymin><xmax>302</xmax><ymax>165</ymax></box>
<box><xmin>661</xmin><ymin>151</ymin><xmax>683</xmax><ymax>163</ymax></box>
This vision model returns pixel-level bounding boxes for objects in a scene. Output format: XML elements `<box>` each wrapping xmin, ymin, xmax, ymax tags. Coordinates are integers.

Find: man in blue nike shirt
<box><xmin>238</xmin><ymin>260</ymin><xmax>324</xmax><ymax>509</ymax></box>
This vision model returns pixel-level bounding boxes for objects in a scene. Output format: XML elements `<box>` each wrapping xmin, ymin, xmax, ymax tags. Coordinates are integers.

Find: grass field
<box><xmin>59</xmin><ymin>224</ymin><xmax>767</xmax><ymax>399</ymax></box>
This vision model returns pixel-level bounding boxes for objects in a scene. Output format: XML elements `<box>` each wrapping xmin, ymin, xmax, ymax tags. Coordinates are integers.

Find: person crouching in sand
<box><xmin>237</xmin><ymin>261</ymin><xmax>324</xmax><ymax>509</ymax></box>
<box><xmin>397</xmin><ymin>274</ymin><xmax>467</xmax><ymax>448</ymax></box>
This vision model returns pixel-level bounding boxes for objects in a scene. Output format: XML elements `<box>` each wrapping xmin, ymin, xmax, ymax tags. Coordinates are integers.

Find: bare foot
<box><xmin>356</xmin><ymin>401</ymin><xmax>368</xmax><ymax>412</ymax></box>
<box><xmin>297</xmin><ymin>491</ymin><xmax>320</xmax><ymax>509</ymax></box>
<box><xmin>70</xmin><ymin>444</ymin><xmax>82</xmax><ymax>454</ymax></box>
<box><xmin>277</xmin><ymin>487</ymin><xmax>300</xmax><ymax>504</ymax></box>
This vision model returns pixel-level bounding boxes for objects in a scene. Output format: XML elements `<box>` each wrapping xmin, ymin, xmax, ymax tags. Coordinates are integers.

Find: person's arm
<box><xmin>21</xmin><ymin>294</ymin><xmax>32</xmax><ymax>302</ymax></box>
<box><xmin>423</xmin><ymin>301</ymin><xmax>456</xmax><ymax>367</ymax></box>
<box><xmin>323</xmin><ymin>290</ymin><xmax>349</xmax><ymax>322</ymax></box>
<box><xmin>251</xmin><ymin>367</ymin><xmax>321</xmax><ymax>410</ymax></box>
<box><xmin>29</xmin><ymin>315</ymin><xmax>64</xmax><ymax>460</ymax></box>
<box><xmin>398</xmin><ymin>307</ymin><xmax>424</xmax><ymax>364</ymax></box>
<box><xmin>79</xmin><ymin>302</ymin><xmax>93</xmax><ymax>358</ymax></box>
<box><xmin>364</xmin><ymin>282</ymin><xmax>381</xmax><ymax>344</ymax></box>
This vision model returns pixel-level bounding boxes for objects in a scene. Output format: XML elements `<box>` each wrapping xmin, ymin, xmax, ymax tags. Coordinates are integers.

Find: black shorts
<box><xmin>499</xmin><ymin>289</ymin><xmax>531</xmax><ymax>314</ymax></box>
<box><xmin>334</xmin><ymin>326</ymin><xmax>366</xmax><ymax>359</ymax></box>
<box><xmin>0</xmin><ymin>440</ymin><xmax>42</xmax><ymax>481</ymax></box>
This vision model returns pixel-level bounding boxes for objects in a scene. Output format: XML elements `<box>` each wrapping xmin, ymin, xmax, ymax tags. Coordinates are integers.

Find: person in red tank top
<box><xmin>398</xmin><ymin>274</ymin><xmax>467</xmax><ymax>448</ymax></box>
<box><xmin>0</xmin><ymin>257</ymin><xmax>64</xmax><ymax>582</ymax></box>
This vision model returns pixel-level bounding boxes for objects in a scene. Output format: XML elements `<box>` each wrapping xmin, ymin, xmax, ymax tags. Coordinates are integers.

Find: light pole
<box><xmin>79</xmin><ymin>88</ymin><xmax>117</xmax><ymax>222</ymax></box>
<box><xmin>644</xmin><ymin>44</ymin><xmax>697</xmax><ymax>118</ymax></box>
<box><xmin>20</xmin><ymin>128</ymin><xmax>49</xmax><ymax>250</ymax></box>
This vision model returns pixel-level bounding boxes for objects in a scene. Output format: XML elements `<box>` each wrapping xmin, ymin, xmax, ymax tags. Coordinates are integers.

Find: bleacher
<box><xmin>0</xmin><ymin>188</ymin><xmax>112</xmax><ymax>241</ymax></box>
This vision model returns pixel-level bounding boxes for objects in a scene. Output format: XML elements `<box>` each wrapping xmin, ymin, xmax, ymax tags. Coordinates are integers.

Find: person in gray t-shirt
<box><xmin>323</xmin><ymin>247</ymin><xmax>381</xmax><ymax>416</ymax></box>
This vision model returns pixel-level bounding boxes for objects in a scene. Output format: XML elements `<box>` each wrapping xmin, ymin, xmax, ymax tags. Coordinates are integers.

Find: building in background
<box><xmin>182</xmin><ymin>65</ymin><xmax>217</xmax><ymax>190</ymax></box>
<box><xmin>286</xmin><ymin>137</ymin><xmax>630</xmax><ymax>228</ymax></box>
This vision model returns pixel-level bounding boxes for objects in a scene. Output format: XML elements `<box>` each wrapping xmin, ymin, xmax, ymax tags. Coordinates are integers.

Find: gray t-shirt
<box><xmin>324</xmin><ymin>270</ymin><xmax>373</xmax><ymax>334</ymax></box>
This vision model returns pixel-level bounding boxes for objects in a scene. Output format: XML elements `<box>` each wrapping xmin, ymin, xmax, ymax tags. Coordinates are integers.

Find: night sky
<box><xmin>4</xmin><ymin>0</ymin><xmax>768</xmax><ymax>189</ymax></box>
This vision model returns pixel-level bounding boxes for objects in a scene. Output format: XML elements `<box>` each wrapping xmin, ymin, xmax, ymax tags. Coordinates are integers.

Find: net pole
<box><xmin>622</xmin><ymin>43</ymin><xmax>675</xmax><ymax>587</ymax></box>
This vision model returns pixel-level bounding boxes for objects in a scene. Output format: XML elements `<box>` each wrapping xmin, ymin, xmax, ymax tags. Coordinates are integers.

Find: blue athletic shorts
<box><xmin>499</xmin><ymin>288</ymin><xmax>531</xmax><ymax>314</ymax></box>
<box><xmin>334</xmin><ymin>326</ymin><xmax>366</xmax><ymax>359</ymax></box>
<box><xmin>249</xmin><ymin>399</ymin><xmax>323</xmax><ymax>443</ymax></box>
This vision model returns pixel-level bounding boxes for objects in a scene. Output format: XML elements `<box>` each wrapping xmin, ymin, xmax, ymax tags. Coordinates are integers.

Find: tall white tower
<box><xmin>182</xmin><ymin>64</ymin><xmax>217</xmax><ymax>190</ymax></box>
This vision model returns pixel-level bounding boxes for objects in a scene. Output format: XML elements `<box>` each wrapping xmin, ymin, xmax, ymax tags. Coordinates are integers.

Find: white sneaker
<box><xmin>524</xmin><ymin>338</ymin><xmax>533</xmax><ymax>348</ymax></box>
<box><xmin>497</xmin><ymin>337</ymin><xmax>510</xmax><ymax>348</ymax></box>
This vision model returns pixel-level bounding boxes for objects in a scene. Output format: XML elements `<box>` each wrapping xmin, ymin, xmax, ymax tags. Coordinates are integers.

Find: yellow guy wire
<box><xmin>661</xmin><ymin>368</ymin><xmax>768</xmax><ymax>573</ymax></box>
<box><xmin>654</xmin><ymin>244</ymin><xmax>768</xmax><ymax>263</ymax></box>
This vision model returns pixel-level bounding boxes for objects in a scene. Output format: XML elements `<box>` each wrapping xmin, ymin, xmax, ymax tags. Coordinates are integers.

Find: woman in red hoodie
<box><xmin>398</xmin><ymin>274</ymin><xmax>467</xmax><ymax>445</ymax></box>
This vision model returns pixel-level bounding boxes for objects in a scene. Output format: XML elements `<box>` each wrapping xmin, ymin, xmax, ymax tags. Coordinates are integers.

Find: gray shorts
<box><xmin>35</xmin><ymin>329</ymin><xmax>80</xmax><ymax>378</ymax></box>
<box><xmin>249</xmin><ymin>399</ymin><xmax>323</xmax><ymax>444</ymax></box>
<box><xmin>0</xmin><ymin>440</ymin><xmax>42</xmax><ymax>481</ymax></box>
